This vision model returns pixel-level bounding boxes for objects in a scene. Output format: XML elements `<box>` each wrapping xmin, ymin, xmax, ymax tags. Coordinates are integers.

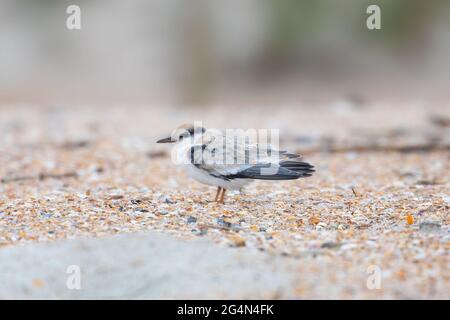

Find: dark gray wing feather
<box><xmin>227</xmin><ymin>161</ymin><xmax>314</xmax><ymax>180</ymax></box>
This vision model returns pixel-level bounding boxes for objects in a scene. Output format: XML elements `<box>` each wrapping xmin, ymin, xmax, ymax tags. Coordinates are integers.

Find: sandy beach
<box><xmin>0</xmin><ymin>102</ymin><xmax>448</xmax><ymax>299</ymax></box>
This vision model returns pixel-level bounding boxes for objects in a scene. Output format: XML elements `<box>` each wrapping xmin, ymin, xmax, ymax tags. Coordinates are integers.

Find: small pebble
<box><xmin>158</xmin><ymin>210</ymin><xmax>169</xmax><ymax>215</ymax></box>
<box><xmin>164</xmin><ymin>198</ymin><xmax>175</xmax><ymax>204</ymax></box>
<box><xmin>187</xmin><ymin>216</ymin><xmax>197</xmax><ymax>224</ymax></box>
<box><xmin>419</xmin><ymin>221</ymin><xmax>441</xmax><ymax>233</ymax></box>
<box><xmin>192</xmin><ymin>228</ymin><xmax>207</xmax><ymax>236</ymax></box>
<box><xmin>321</xmin><ymin>241</ymin><xmax>342</xmax><ymax>249</ymax></box>
<box><xmin>229</xmin><ymin>235</ymin><xmax>246</xmax><ymax>247</ymax></box>
<box><xmin>216</xmin><ymin>217</ymin><xmax>233</xmax><ymax>228</ymax></box>
<box><xmin>406</xmin><ymin>214</ymin><xmax>414</xmax><ymax>225</ymax></box>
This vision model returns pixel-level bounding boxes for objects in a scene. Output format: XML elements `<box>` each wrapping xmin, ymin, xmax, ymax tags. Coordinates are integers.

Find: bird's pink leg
<box><xmin>214</xmin><ymin>187</ymin><xmax>223</xmax><ymax>202</ymax></box>
<box><xmin>218</xmin><ymin>189</ymin><xmax>227</xmax><ymax>203</ymax></box>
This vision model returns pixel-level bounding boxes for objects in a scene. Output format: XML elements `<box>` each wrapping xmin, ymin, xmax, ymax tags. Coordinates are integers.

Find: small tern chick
<box><xmin>157</xmin><ymin>124</ymin><xmax>314</xmax><ymax>203</ymax></box>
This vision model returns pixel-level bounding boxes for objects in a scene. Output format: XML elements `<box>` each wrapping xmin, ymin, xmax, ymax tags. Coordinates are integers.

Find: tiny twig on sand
<box><xmin>300</xmin><ymin>143</ymin><xmax>449</xmax><ymax>155</ymax></box>
<box><xmin>59</xmin><ymin>140</ymin><xmax>90</xmax><ymax>150</ymax></box>
<box><xmin>198</xmin><ymin>223</ymin><xmax>241</xmax><ymax>232</ymax></box>
<box><xmin>147</xmin><ymin>150</ymin><xmax>168</xmax><ymax>158</ymax></box>
<box><xmin>1</xmin><ymin>172</ymin><xmax>78</xmax><ymax>184</ymax></box>
<box><xmin>430</xmin><ymin>115</ymin><xmax>450</xmax><ymax>128</ymax></box>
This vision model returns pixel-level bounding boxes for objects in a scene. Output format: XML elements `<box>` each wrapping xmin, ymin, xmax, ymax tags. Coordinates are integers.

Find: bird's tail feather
<box><xmin>229</xmin><ymin>161</ymin><xmax>314</xmax><ymax>180</ymax></box>
<box><xmin>279</xmin><ymin>161</ymin><xmax>315</xmax><ymax>175</ymax></box>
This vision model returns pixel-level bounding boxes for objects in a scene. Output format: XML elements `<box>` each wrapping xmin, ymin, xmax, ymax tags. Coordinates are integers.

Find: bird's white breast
<box><xmin>185</xmin><ymin>164</ymin><xmax>248</xmax><ymax>190</ymax></box>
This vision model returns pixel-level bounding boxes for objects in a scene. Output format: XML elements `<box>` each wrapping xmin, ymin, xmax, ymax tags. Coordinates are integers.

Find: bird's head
<box><xmin>156</xmin><ymin>124</ymin><xmax>206</xmax><ymax>144</ymax></box>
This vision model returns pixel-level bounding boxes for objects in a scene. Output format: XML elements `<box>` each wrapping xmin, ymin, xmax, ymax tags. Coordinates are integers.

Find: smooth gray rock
<box><xmin>0</xmin><ymin>233</ymin><xmax>296</xmax><ymax>299</ymax></box>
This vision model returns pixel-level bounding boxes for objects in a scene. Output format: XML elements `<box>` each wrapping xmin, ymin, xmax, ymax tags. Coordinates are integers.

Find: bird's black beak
<box><xmin>157</xmin><ymin>137</ymin><xmax>175</xmax><ymax>143</ymax></box>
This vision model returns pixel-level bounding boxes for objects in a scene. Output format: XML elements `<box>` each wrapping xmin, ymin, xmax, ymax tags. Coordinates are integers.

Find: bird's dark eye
<box><xmin>179</xmin><ymin>132</ymin><xmax>190</xmax><ymax>140</ymax></box>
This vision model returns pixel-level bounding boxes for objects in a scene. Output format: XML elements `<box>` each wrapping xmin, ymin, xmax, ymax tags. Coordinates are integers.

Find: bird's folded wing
<box><xmin>190</xmin><ymin>144</ymin><xmax>252</xmax><ymax>178</ymax></box>
<box><xmin>190</xmin><ymin>134</ymin><xmax>307</xmax><ymax>180</ymax></box>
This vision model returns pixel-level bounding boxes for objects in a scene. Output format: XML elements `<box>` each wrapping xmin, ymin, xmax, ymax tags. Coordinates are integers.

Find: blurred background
<box><xmin>1</xmin><ymin>0</ymin><xmax>450</xmax><ymax>106</ymax></box>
